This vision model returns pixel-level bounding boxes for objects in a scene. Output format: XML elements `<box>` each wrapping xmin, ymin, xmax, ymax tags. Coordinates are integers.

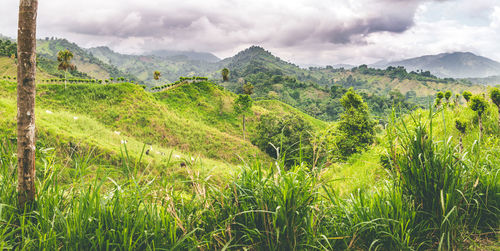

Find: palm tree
<box><xmin>17</xmin><ymin>0</ymin><xmax>38</xmax><ymax>209</ymax></box>
<box><xmin>154</xmin><ymin>71</ymin><xmax>161</xmax><ymax>85</ymax></box>
<box><xmin>221</xmin><ymin>68</ymin><xmax>229</xmax><ymax>82</ymax></box>
<box><xmin>57</xmin><ymin>49</ymin><xmax>75</xmax><ymax>88</ymax></box>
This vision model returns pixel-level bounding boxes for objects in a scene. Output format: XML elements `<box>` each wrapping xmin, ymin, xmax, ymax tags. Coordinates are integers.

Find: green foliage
<box><xmin>233</xmin><ymin>94</ymin><xmax>253</xmax><ymax>115</ymax></box>
<box><xmin>253</xmin><ymin>114</ymin><xmax>314</xmax><ymax>166</ymax></box>
<box><xmin>332</xmin><ymin>88</ymin><xmax>376</xmax><ymax>160</ymax></box>
<box><xmin>444</xmin><ymin>90</ymin><xmax>452</xmax><ymax>102</ymax></box>
<box><xmin>455</xmin><ymin>119</ymin><xmax>467</xmax><ymax>134</ymax></box>
<box><xmin>490</xmin><ymin>87</ymin><xmax>500</xmax><ymax>107</ymax></box>
<box><xmin>221</xmin><ymin>67</ymin><xmax>229</xmax><ymax>81</ymax></box>
<box><xmin>470</xmin><ymin>95</ymin><xmax>488</xmax><ymax>116</ymax></box>
<box><xmin>242</xmin><ymin>81</ymin><xmax>254</xmax><ymax>95</ymax></box>
<box><xmin>462</xmin><ymin>90</ymin><xmax>472</xmax><ymax>102</ymax></box>
<box><xmin>153</xmin><ymin>70</ymin><xmax>161</xmax><ymax>81</ymax></box>
<box><xmin>0</xmin><ymin>39</ymin><xmax>16</xmax><ymax>57</ymax></box>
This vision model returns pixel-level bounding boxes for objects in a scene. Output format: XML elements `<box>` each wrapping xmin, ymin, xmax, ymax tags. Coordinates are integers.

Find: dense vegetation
<box><xmin>1</xmin><ymin>37</ymin><xmax>498</xmax><ymax>250</ymax></box>
<box><xmin>1</xmin><ymin>86</ymin><xmax>498</xmax><ymax>249</ymax></box>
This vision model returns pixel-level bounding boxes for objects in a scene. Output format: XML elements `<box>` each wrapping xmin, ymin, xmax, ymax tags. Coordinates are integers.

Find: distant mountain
<box><xmin>219</xmin><ymin>46</ymin><xmax>302</xmax><ymax>78</ymax></box>
<box><xmin>375</xmin><ymin>52</ymin><xmax>500</xmax><ymax>78</ymax></box>
<box><xmin>88</xmin><ymin>46</ymin><xmax>219</xmax><ymax>83</ymax></box>
<box><xmin>147</xmin><ymin>50</ymin><xmax>220</xmax><ymax>62</ymax></box>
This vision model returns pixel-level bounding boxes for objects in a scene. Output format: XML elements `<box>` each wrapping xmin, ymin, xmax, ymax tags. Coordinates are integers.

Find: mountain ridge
<box><xmin>374</xmin><ymin>51</ymin><xmax>500</xmax><ymax>78</ymax></box>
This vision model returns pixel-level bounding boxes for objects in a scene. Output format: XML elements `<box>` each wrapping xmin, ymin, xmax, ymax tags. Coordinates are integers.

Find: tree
<box><xmin>242</xmin><ymin>82</ymin><xmax>254</xmax><ymax>95</ymax></box>
<box><xmin>490</xmin><ymin>87</ymin><xmax>500</xmax><ymax>127</ymax></box>
<box><xmin>253</xmin><ymin>114</ymin><xmax>313</xmax><ymax>167</ymax></box>
<box><xmin>444</xmin><ymin>90</ymin><xmax>452</xmax><ymax>105</ymax></box>
<box><xmin>454</xmin><ymin>94</ymin><xmax>460</xmax><ymax>108</ymax></box>
<box><xmin>57</xmin><ymin>49</ymin><xmax>75</xmax><ymax>89</ymax></box>
<box><xmin>221</xmin><ymin>68</ymin><xmax>229</xmax><ymax>82</ymax></box>
<box><xmin>462</xmin><ymin>91</ymin><xmax>472</xmax><ymax>103</ymax></box>
<box><xmin>454</xmin><ymin>119</ymin><xmax>467</xmax><ymax>152</ymax></box>
<box><xmin>334</xmin><ymin>88</ymin><xmax>376</xmax><ymax>159</ymax></box>
<box><xmin>435</xmin><ymin>91</ymin><xmax>444</xmax><ymax>108</ymax></box>
<box><xmin>470</xmin><ymin>95</ymin><xmax>488</xmax><ymax>137</ymax></box>
<box><xmin>154</xmin><ymin>70</ymin><xmax>161</xmax><ymax>83</ymax></box>
<box><xmin>17</xmin><ymin>0</ymin><xmax>38</xmax><ymax>209</ymax></box>
<box><xmin>233</xmin><ymin>94</ymin><xmax>253</xmax><ymax>140</ymax></box>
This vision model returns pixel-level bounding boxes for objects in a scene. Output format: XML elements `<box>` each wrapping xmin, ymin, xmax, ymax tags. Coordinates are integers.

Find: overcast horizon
<box><xmin>1</xmin><ymin>0</ymin><xmax>500</xmax><ymax>66</ymax></box>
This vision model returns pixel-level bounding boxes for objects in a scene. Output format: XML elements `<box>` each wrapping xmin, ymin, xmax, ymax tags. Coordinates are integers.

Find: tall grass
<box><xmin>0</xmin><ymin>104</ymin><xmax>498</xmax><ymax>250</ymax></box>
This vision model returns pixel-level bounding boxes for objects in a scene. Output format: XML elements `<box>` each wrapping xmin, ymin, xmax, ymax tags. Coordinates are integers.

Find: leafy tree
<box><xmin>470</xmin><ymin>95</ymin><xmax>488</xmax><ymax>137</ymax></box>
<box><xmin>253</xmin><ymin>114</ymin><xmax>313</xmax><ymax>167</ymax></box>
<box><xmin>57</xmin><ymin>49</ymin><xmax>75</xmax><ymax>88</ymax></box>
<box><xmin>154</xmin><ymin>71</ymin><xmax>161</xmax><ymax>82</ymax></box>
<box><xmin>490</xmin><ymin>87</ymin><xmax>500</xmax><ymax>127</ymax></box>
<box><xmin>233</xmin><ymin>94</ymin><xmax>253</xmax><ymax>140</ymax></box>
<box><xmin>455</xmin><ymin>119</ymin><xmax>467</xmax><ymax>151</ymax></box>
<box><xmin>462</xmin><ymin>91</ymin><xmax>472</xmax><ymax>103</ymax></box>
<box><xmin>17</xmin><ymin>0</ymin><xmax>38</xmax><ymax>209</ymax></box>
<box><xmin>454</xmin><ymin>93</ymin><xmax>460</xmax><ymax>107</ymax></box>
<box><xmin>444</xmin><ymin>90</ymin><xmax>452</xmax><ymax>105</ymax></box>
<box><xmin>334</xmin><ymin>88</ymin><xmax>376</xmax><ymax>160</ymax></box>
<box><xmin>221</xmin><ymin>68</ymin><xmax>229</xmax><ymax>82</ymax></box>
<box><xmin>435</xmin><ymin>91</ymin><xmax>444</xmax><ymax>108</ymax></box>
<box><xmin>242</xmin><ymin>82</ymin><xmax>254</xmax><ymax>95</ymax></box>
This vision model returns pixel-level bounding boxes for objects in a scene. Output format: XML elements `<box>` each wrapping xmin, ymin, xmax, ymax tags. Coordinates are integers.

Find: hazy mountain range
<box><xmin>373</xmin><ymin>52</ymin><xmax>500</xmax><ymax>78</ymax></box>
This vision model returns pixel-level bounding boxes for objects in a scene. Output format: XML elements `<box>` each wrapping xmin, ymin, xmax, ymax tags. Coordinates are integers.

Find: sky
<box><xmin>1</xmin><ymin>0</ymin><xmax>499</xmax><ymax>66</ymax></box>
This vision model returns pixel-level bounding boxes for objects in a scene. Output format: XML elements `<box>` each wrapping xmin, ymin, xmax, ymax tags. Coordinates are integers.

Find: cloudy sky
<box><xmin>1</xmin><ymin>0</ymin><xmax>499</xmax><ymax>65</ymax></box>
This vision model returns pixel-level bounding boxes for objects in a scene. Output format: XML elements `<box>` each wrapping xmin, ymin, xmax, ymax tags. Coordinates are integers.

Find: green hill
<box><xmin>0</xmin><ymin>78</ymin><xmax>326</xmax><ymax>180</ymax></box>
<box><xmin>37</xmin><ymin>38</ymin><xmax>138</xmax><ymax>81</ymax></box>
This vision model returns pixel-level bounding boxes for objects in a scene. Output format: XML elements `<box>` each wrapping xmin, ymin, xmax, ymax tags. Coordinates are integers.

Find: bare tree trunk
<box><xmin>64</xmin><ymin>70</ymin><xmax>67</xmax><ymax>89</ymax></box>
<box><xmin>242</xmin><ymin>114</ymin><xmax>246</xmax><ymax>140</ymax></box>
<box><xmin>17</xmin><ymin>0</ymin><xmax>38</xmax><ymax>210</ymax></box>
<box><xmin>459</xmin><ymin>136</ymin><xmax>463</xmax><ymax>152</ymax></box>
<box><xmin>479</xmin><ymin>115</ymin><xmax>483</xmax><ymax>139</ymax></box>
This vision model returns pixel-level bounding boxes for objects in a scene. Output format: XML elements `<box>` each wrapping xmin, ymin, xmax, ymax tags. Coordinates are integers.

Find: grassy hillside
<box><xmin>37</xmin><ymin>39</ymin><xmax>137</xmax><ymax>81</ymax></box>
<box><xmin>0</xmin><ymin>57</ymin><xmax>55</xmax><ymax>81</ymax></box>
<box><xmin>0</xmin><ymin>79</ymin><xmax>327</xmax><ymax>165</ymax></box>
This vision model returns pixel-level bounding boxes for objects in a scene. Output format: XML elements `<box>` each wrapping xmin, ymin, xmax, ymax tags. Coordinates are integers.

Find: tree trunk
<box><xmin>17</xmin><ymin>0</ymin><xmax>38</xmax><ymax>210</ymax></box>
<box><xmin>459</xmin><ymin>135</ymin><xmax>463</xmax><ymax>152</ymax></box>
<box><xmin>242</xmin><ymin>114</ymin><xmax>246</xmax><ymax>140</ymax></box>
<box><xmin>64</xmin><ymin>70</ymin><xmax>67</xmax><ymax>89</ymax></box>
<box><xmin>479</xmin><ymin>115</ymin><xmax>483</xmax><ymax>138</ymax></box>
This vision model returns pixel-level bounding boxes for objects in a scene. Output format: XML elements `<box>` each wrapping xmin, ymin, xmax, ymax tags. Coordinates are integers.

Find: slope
<box><xmin>377</xmin><ymin>52</ymin><xmax>500</xmax><ymax>78</ymax></box>
<box><xmin>37</xmin><ymin>38</ymin><xmax>137</xmax><ymax>81</ymax></box>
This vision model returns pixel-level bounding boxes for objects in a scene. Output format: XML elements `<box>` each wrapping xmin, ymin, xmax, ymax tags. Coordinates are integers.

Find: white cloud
<box><xmin>0</xmin><ymin>0</ymin><xmax>499</xmax><ymax>65</ymax></box>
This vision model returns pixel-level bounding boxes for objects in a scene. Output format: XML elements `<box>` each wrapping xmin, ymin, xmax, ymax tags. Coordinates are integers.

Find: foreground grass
<box><xmin>1</xmin><ymin>104</ymin><xmax>498</xmax><ymax>250</ymax></box>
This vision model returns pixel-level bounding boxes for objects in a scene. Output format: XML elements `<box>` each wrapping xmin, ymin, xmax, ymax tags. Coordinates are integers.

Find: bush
<box><xmin>253</xmin><ymin>114</ymin><xmax>314</xmax><ymax>167</ymax></box>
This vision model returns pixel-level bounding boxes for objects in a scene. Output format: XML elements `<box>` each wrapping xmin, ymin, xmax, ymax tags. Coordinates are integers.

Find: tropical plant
<box><xmin>462</xmin><ymin>90</ymin><xmax>472</xmax><ymax>103</ymax></box>
<box><xmin>57</xmin><ymin>49</ymin><xmax>76</xmax><ymax>88</ymax></box>
<box><xmin>444</xmin><ymin>90</ymin><xmax>452</xmax><ymax>105</ymax></box>
<box><xmin>221</xmin><ymin>68</ymin><xmax>229</xmax><ymax>82</ymax></box>
<box><xmin>435</xmin><ymin>91</ymin><xmax>444</xmax><ymax>107</ymax></box>
<box><xmin>470</xmin><ymin>95</ymin><xmax>488</xmax><ymax>137</ymax></box>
